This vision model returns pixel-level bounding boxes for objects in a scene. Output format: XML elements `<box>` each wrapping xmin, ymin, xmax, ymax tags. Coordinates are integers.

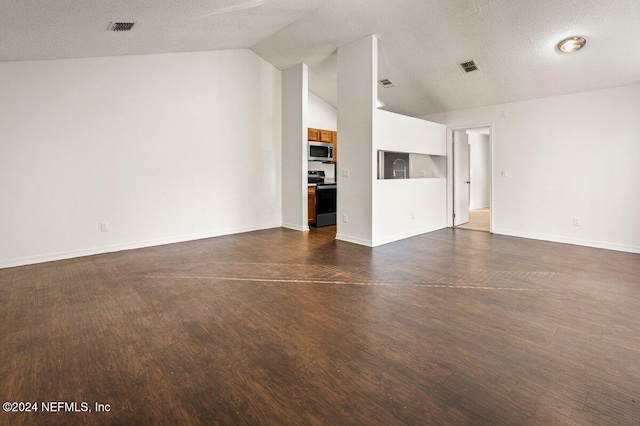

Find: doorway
<box><xmin>451</xmin><ymin>126</ymin><xmax>491</xmax><ymax>232</ymax></box>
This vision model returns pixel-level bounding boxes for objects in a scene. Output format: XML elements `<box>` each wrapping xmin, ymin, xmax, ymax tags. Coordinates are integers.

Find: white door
<box><xmin>453</xmin><ymin>131</ymin><xmax>470</xmax><ymax>226</ymax></box>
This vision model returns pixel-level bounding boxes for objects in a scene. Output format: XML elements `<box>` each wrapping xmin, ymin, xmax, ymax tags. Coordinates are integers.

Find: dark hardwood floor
<box><xmin>1</xmin><ymin>227</ymin><xmax>640</xmax><ymax>425</ymax></box>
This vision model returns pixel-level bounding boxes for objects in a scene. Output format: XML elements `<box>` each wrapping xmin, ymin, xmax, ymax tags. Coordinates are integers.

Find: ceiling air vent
<box><xmin>108</xmin><ymin>22</ymin><xmax>135</xmax><ymax>32</ymax></box>
<box><xmin>460</xmin><ymin>60</ymin><xmax>479</xmax><ymax>73</ymax></box>
<box><xmin>379</xmin><ymin>78</ymin><xmax>396</xmax><ymax>88</ymax></box>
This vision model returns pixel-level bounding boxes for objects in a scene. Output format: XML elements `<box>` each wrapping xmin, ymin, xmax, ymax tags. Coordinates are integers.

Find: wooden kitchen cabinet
<box><xmin>318</xmin><ymin>129</ymin><xmax>333</xmax><ymax>143</ymax></box>
<box><xmin>331</xmin><ymin>131</ymin><xmax>337</xmax><ymax>163</ymax></box>
<box><xmin>308</xmin><ymin>128</ymin><xmax>320</xmax><ymax>141</ymax></box>
<box><xmin>308</xmin><ymin>186</ymin><xmax>316</xmax><ymax>225</ymax></box>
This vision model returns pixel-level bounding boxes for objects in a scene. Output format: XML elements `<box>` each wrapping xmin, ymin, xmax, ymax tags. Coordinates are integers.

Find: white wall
<box><xmin>425</xmin><ymin>84</ymin><xmax>640</xmax><ymax>253</ymax></box>
<box><xmin>308</xmin><ymin>91</ymin><xmax>337</xmax><ymax>180</ymax></box>
<box><xmin>336</xmin><ymin>37</ymin><xmax>448</xmax><ymax>247</ymax></box>
<box><xmin>376</xmin><ymin>110</ymin><xmax>446</xmax><ymax>155</ymax></box>
<box><xmin>0</xmin><ymin>49</ymin><xmax>282</xmax><ymax>268</ymax></box>
<box><xmin>281</xmin><ymin>64</ymin><xmax>309</xmax><ymax>231</ymax></box>
<box><xmin>468</xmin><ymin>133</ymin><xmax>490</xmax><ymax>209</ymax></box>
<box><xmin>308</xmin><ymin>92</ymin><xmax>337</xmax><ymax>130</ymax></box>
<box><xmin>336</xmin><ymin>35</ymin><xmax>378</xmax><ymax>246</ymax></box>
<box><xmin>408</xmin><ymin>154</ymin><xmax>446</xmax><ymax>179</ymax></box>
<box><xmin>373</xmin><ymin>179</ymin><xmax>447</xmax><ymax>246</ymax></box>
<box><xmin>373</xmin><ymin>110</ymin><xmax>447</xmax><ymax>246</ymax></box>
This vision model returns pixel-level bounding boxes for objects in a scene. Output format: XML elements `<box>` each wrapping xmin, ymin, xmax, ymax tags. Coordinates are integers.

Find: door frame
<box><xmin>447</xmin><ymin>123</ymin><xmax>494</xmax><ymax>232</ymax></box>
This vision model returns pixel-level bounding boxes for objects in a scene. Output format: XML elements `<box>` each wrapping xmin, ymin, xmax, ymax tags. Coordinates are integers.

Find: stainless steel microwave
<box><xmin>309</xmin><ymin>141</ymin><xmax>334</xmax><ymax>161</ymax></box>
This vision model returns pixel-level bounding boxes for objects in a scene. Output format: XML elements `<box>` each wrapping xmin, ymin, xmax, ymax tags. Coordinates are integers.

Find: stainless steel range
<box><xmin>308</xmin><ymin>171</ymin><xmax>336</xmax><ymax>227</ymax></box>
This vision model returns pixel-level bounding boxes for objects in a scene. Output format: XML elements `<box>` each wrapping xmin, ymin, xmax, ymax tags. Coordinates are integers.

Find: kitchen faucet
<box><xmin>392</xmin><ymin>158</ymin><xmax>407</xmax><ymax>179</ymax></box>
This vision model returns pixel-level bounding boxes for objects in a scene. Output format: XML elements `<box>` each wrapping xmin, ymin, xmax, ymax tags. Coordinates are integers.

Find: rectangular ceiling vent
<box><xmin>460</xmin><ymin>60</ymin><xmax>479</xmax><ymax>73</ymax></box>
<box><xmin>379</xmin><ymin>78</ymin><xmax>396</xmax><ymax>88</ymax></box>
<box><xmin>108</xmin><ymin>22</ymin><xmax>135</xmax><ymax>32</ymax></box>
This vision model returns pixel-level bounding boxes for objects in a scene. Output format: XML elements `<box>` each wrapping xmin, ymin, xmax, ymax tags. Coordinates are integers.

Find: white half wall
<box><xmin>373</xmin><ymin>179</ymin><xmax>447</xmax><ymax>246</ymax></box>
<box><xmin>336</xmin><ymin>35</ymin><xmax>378</xmax><ymax>246</ymax></box>
<box><xmin>0</xmin><ymin>49</ymin><xmax>282</xmax><ymax>268</ymax></box>
<box><xmin>424</xmin><ymin>84</ymin><xmax>640</xmax><ymax>253</ymax></box>
<box><xmin>372</xmin><ymin>110</ymin><xmax>447</xmax><ymax>246</ymax></box>
<box><xmin>468</xmin><ymin>133</ymin><xmax>490</xmax><ymax>209</ymax></box>
<box><xmin>281</xmin><ymin>63</ymin><xmax>309</xmax><ymax>231</ymax></box>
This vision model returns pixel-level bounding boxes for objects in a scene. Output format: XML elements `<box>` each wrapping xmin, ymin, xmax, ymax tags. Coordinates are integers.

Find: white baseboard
<box><xmin>281</xmin><ymin>222</ymin><xmax>310</xmax><ymax>232</ymax></box>
<box><xmin>0</xmin><ymin>223</ymin><xmax>282</xmax><ymax>269</ymax></box>
<box><xmin>372</xmin><ymin>224</ymin><xmax>447</xmax><ymax>247</ymax></box>
<box><xmin>6</xmin><ymin>224</ymin><xmax>634</xmax><ymax>270</ymax></box>
<box><xmin>492</xmin><ymin>228</ymin><xmax>640</xmax><ymax>254</ymax></box>
<box><xmin>335</xmin><ymin>234</ymin><xmax>374</xmax><ymax>247</ymax></box>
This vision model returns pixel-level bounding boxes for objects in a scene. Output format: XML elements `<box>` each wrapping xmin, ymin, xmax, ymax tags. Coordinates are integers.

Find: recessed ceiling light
<box><xmin>556</xmin><ymin>36</ymin><xmax>586</xmax><ymax>53</ymax></box>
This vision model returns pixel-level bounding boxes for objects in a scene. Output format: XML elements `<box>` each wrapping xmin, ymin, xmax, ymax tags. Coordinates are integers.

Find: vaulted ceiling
<box><xmin>2</xmin><ymin>0</ymin><xmax>639</xmax><ymax>116</ymax></box>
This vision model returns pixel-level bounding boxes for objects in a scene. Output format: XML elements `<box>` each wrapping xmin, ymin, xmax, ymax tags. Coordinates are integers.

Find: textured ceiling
<box><xmin>253</xmin><ymin>0</ymin><xmax>640</xmax><ymax>116</ymax></box>
<box><xmin>2</xmin><ymin>0</ymin><xmax>639</xmax><ymax>116</ymax></box>
<box><xmin>0</xmin><ymin>0</ymin><xmax>330</xmax><ymax>61</ymax></box>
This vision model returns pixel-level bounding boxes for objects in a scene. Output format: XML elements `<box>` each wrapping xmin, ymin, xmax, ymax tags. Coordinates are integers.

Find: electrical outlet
<box><xmin>100</xmin><ymin>222</ymin><xmax>109</xmax><ymax>232</ymax></box>
<box><xmin>419</xmin><ymin>170</ymin><xmax>426</xmax><ymax>177</ymax></box>
<box><xmin>502</xmin><ymin>109</ymin><xmax>509</xmax><ymax>118</ymax></box>
<box><xmin>501</xmin><ymin>170</ymin><xmax>508</xmax><ymax>177</ymax></box>
<box><xmin>342</xmin><ymin>169</ymin><xmax>350</xmax><ymax>178</ymax></box>
<box><xmin>342</xmin><ymin>214</ymin><xmax>349</xmax><ymax>223</ymax></box>
<box><xmin>573</xmin><ymin>217</ymin><xmax>581</xmax><ymax>226</ymax></box>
